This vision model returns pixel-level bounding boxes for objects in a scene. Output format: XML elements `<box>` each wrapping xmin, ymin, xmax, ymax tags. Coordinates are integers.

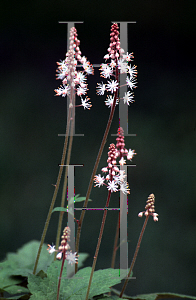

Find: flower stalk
<box><xmin>119</xmin><ymin>193</ymin><xmax>158</xmax><ymax>298</ymax></box>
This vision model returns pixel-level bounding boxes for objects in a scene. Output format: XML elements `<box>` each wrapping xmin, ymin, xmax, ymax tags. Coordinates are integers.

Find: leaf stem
<box><xmin>119</xmin><ymin>215</ymin><xmax>149</xmax><ymax>298</ymax></box>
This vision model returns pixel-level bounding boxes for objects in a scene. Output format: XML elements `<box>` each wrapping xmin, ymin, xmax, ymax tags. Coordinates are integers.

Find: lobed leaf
<box><xmin>28</xmin><ymin>260</ymin><xmax>129</xmax><ymax>300</ymax></box>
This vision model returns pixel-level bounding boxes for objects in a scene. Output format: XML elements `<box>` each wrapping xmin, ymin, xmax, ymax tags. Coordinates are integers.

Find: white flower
<box><xmin>119</xmin><ymin>181</ymin><xmax>130</xmax><ymax>194</ymax></box>
<box><xmin>97</xmin><ymin>82</ymin><xmax>106</xmax><ymax>95</ymax></box>
<box><xmin>126</xmin><ymin>76</ymin><xmax>137</xmax><ymax>90</ymax></box>
<box><xmin>55</xmin><ymin>85</ymin><xmax>70</xmax><ymax>97</ymax></box>
<box><xmin>56</xmin><ymin>69</ymin><xmax>68</xmax><ymax>80</ymax></box>
<box><xmin>94</xmin><ymin>174</ymin><xmax>105</xmax><ymax>187</ymax></box>
<box><xmin>101</xmin><ymin>167</ymin><xmax>108</xmax><ymax>173</ymax></box>
<box><xmin>107</xmin><ymin>180</ymin><xmax>118</xmax><ymax>192</ymax></box>
<box><xmin>127</xmin><ymin>149</ymin><xmax>136</xmax><ymax>160</ymax></box>
<box><xmin>110</xmin><ymin>60</ymin><xmax>116</xmax><ymax>68</ymax></box>
<box><xmin>82</xmin><ymin>60</ymin><xmax>90</xmax><ymax>70</ymax></box>
<box><xmin>47</xmin><ymin>244</ymin><xmax>56</xmax><ymax>254</ymax></box>
<box><xmin>106</xmin><ymin>80</ymin><xmax>119</xmax><ymax>93</ymax></box>
<box><xmin>105</xmin><ymin>95</ymin><xmax>119</xmax><ymax>108</ymax></box>
<box><xmin>100</xmin><ymin>64</ymin><xmax>113</xmax><ymax>78</ymax></box>
<box><xmin>85</xmin><ymin>64</ymin><xmax>94</xmax><ymax>75</ymax></box>
<box><xmin>123</xmin><ymin>91</ymin><xmax>134</xmax><ymax>105</ymax></box>
<box><xmin>57</xmin><ymin>59</ymin><xmax>67</xmax><ymax>69</ymax></box>
<box><xmin>81</xmin><ymin>97</ymin><xmax>92</xmax><ymax>110</ymax></box>
<box><xmin>123</xmin><ymin>52</ymin><xmax>134</xmax><ymax>62</ymax></box>
<box><xmin>127</xmin><ymin>64</ymin><xmax>138</xmax><ymax>78</ymax></box>
<box><xmin>76</xmin><ymin>85</ymin><xmax>88</xmax><ymax>96</ymax></box>
<box><xmin>66</xmin><ymin>251</ymin><xmax>78</xmax><ymax>265</ymax></box>
<box><xmin>119</xmin><ymin>157</ymin><xmax>126</xmax><ymax>165</ymax></box>
<box><xmin>75</xmin><ymin>71</ymin><xmax>86</xmax><ymax>84</ymax></box>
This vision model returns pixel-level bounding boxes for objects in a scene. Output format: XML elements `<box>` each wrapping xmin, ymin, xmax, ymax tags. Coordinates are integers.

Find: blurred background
<box><xmin>0</xmin><ymin>0</ymin><xmax>196</xmax><ymax>298</ymax></box>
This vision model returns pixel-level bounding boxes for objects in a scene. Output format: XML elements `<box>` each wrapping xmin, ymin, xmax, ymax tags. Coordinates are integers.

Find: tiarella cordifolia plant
<box><xmin>6</xmin><ymin>23</ymin><xmax>194</xmax><ymax>300</ymax></box>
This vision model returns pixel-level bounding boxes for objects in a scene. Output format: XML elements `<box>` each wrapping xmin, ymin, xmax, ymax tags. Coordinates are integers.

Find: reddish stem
<box><xmin>119</xmin><ymin>215</ymin><xmax>149</xmax><ymax>298</ymax></box>
<box><xmin>85</xmin><ymin>190</ymin><xmax>112</xmax><ymax>300</ymax></box>
<box><xmin>56</xmin><ymin>251</ymin><xmax>66</xmax><ymax>300</ymax></box>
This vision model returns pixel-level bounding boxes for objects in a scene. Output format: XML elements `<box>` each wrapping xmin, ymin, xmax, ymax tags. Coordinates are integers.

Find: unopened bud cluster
<box><xmin>138</xmin><ymin>194</ymin><xmax>159</xmax><ymax>222</ymax></box>
<box><xmin>55</xmin><ymin>27</ymin><xmax>93</xmax><ymax>110</ymax></box>
<box><xmin>116</xmin><ymin>127</ymin><xmax>136</xmax><ymax>165</ymax></box>
<box><xmin>108</xmin><ymin>23</ymin><xmax>121</xmax><ymax>59</ymax></box>
<box><xmin>47</xmin><ymin>226</ymin><xmax>78</xmax><ymax>265</ymax></box>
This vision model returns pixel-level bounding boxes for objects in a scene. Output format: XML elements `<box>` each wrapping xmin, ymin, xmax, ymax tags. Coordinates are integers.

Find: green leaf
<box><xmin>0</xmin><ymin>240</ymin><xmax>56</xmax><ymax>294</ymax></box>
<box><xmin>28</xmin><ymin>260</ymin><xmax>129</xmax><ymax>300</ymax></box>
<box><xmin>0</xmin><ymin>241</ymin><xmax>54</xmax><ymax>278</ymax></box>
<box><xmin>52</xmin><ymin>207</ymin><xmax>69</xmax><ymax>213</ymax></box>
<box><xmin>52</xmin><ymin>194</ymin><xmax>92</xmax><ymax>214</ymax></box>
<box><xmin>3</xmin><ymin>285</ymin><xmax>29</xmax><ymax>294</ymax></box>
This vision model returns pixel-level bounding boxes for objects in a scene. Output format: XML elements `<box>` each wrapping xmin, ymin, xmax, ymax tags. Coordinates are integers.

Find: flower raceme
<box><xmin>54</xmin><ymin>27</ymin><xmax>94</xmax><ymax>110</ymax></box>
<box><xmin>116</xmin><ymin>127</ymin><xmax>136</xmax><ymax>165</ymax></box>
<box><xmin>94</xmin><ymin>127</ymin><xmax>136</xmax><ymax>194</ymax></box>
<box><xmin>138</xmin><ymin>193</ymin><xmax>159</xmax><ymax>222</ymax></box>
<box><xmin>47</xmin><ymin>226</ymin><xmax>78</xmax><ymax>265</ymax></box>
<box><xmin>96</xmin><ymin>23</ymin><xmax>137</xmax><ymax>108</ymax></box>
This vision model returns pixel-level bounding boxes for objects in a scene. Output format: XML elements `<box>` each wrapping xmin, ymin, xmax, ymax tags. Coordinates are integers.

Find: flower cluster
<box><xmin>138</xmin><ymin>193</ymin><xmax>159</xmax><ymax>222</ymax></box>
<box><xmin>94</xmin><ymin>127</ymin><xmax>136</xmax><ymax>194</ymax></box>
<box><xmin>94</xmin><ymin>143</ymin><xmax>130</xmax><ymax>194</ymax></box>
<box><xmin>96</xmin><ymin>23</ymin><xmax>137</xmax><ymax>107</ymax></box>
<box><xmin>47</xmin><ymin>226</ymin><xmax>78</xmax><ymax>265</ymax></box>
<box><xmin>54</xmin><ymin>27</ymin><xmax>94</xmax><ymax>110</ymax></box>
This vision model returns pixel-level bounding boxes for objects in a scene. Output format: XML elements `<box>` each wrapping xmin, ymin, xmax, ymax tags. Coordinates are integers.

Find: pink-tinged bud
<box><xmin>106</xmin><ymin>174</ymin><xmax>110</xmax><ymax>180</ymax></box>
<box><xmin>56</xmin><ymin>252</ymin><xmax>62</xmax><ymax>259</ymax></box>
<box><xmin>138</xmin><ymin>212</ymin><xmax>143</xmax><ymax>217</ymax></box>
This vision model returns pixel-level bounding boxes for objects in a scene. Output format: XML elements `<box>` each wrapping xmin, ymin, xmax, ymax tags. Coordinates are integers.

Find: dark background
<box><xmin>0</xmin><ymin>0</ymin><xmax>196</xmax><ymax>298</ymax></box>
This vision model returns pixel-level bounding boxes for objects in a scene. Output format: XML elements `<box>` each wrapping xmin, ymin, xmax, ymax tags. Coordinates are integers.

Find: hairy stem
<box><xmin>119</xmin><ymin>215</ymin><xmax>149</xmax><ymax>298</ymax></box>
<box><xmin>85</xmin><ymin>190</ymin><xmax>112</xmax><ymax>300</ymax></box>
<box><xmin>75</xmin><ymin>58</ymin><xmax>119</xmax><ymax>274</ymax></box>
